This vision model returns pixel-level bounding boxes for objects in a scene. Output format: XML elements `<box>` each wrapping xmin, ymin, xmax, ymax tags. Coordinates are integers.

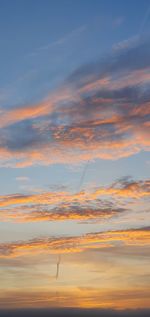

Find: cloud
<box><xmin>94</xmin><ymin>177</ymin><xmax>150</xmax><ymax>199</ymax></box>
<box><xmin>16</xmin><ymin>176</ymin><xmax>30</xmax><ymax>182</ymax></box>
<box><xmin>0</xmin><ymin>177</ymin><xmax>149</xmax><ymax>207</ymax></box>
<box><xmin>0</xmin><ymin>35</ymin><xmax>150</xmax><ymax>167</ymax></box>
<box><xmin>0</xmin><ymin>227</ymin><xmax>149</xmax><ymax>258</ymax></box>
<box><xmin>0</xmin><ymin>292</ymin><xmax>150</xmax><ymax>311</ymax></box>
<box><xmin>0</xmin><ymin>289</ymin><xmax>150</xmax><ymax>311</ymax></box>
<box><xmin>0</xmin><ymin>177</ymin><xmax>149</xmax><ymax>223</ymax></box>
<box><xmin>30</xmin><ymin>25</ymin><xmax>86</xmax><ymax>55</ymax></box>
<box><xmin>112</xmin><ymin>17</ymin><xmax>124</xmax><ymax>28</ymax></box>
<box><xmin>0</xmin><ymin>204</ymin><xmax>123</xmax><ymax>223</ymax></box>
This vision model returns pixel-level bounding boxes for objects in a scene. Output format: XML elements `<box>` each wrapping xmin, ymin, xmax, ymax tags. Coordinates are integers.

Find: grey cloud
<box><xmin>0</xmin><ymin>35</ymin><xmax>150</xmax><ymax>166</ymax></box>
<box><xmin>68</xmin><ymin>35</ymin><xmax>150</xmax><ymax>87</ymax></box>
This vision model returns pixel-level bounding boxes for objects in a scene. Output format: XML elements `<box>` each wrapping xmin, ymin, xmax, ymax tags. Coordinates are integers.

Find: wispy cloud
<box><xmin>0</xmin><ymin>204</ymin><xmax>124</xmax><ymax>223</ymax></box>
<box><xmin>16</xmin><ymin>176</ymin><xmax>30</xmax><ymax>182</ymax></box>
<box><xmin>0</xmin><ymin>177</ymin><xmax>149</xmax><ymax>207</ymax></box>
<box><xmin>0</xmin><ymin>178</ymin><xmax>149</xmax><ymax>223</ymax></box>
<box><xmin>0</xmin><ymin>227</ymin><xmax>149</xmax><ymax>258</ymax></box>
<box><xmin>0</xmin><ymin>289</ymin><xmax>150</xmax><ymax>310</ymax></box>
<box><xmin>29</xmin><ymin>25</ymin><xmax>87</xmax><ymax>56</ymax></box>
<box><xmin>112</xmin><ymin>16</ymin><xmax>124</xmax><ymax>28</ymax></box>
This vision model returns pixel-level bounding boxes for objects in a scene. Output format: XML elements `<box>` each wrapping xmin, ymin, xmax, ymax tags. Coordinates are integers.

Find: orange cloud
<box><xmin>0</xmin><ymin>100</ymin><xmax>52</xmax><ymax>129</ymax></box>
<box><xmin>0</xmin><ymin>206</ymin><xmax>119</xmax><ymax>223</ymax></box>
<box><xmin>0</xmin><ymin>178</ymin><xmax>149</xmax><ymax>223</ymax></box>
<box><xmin>78</xmin><ymin>68</ymin><xmax>150</xmax><ymax>95</ymax></box>
<box><xmin>0</xmin><ymin>178</ymin><xmax>149</xmax><ymax>208</ymax></box>
<box><xmin>0</xmin><ymin>93</ymin><xmax>149</xmax><ymax>168</ymax></box>
<box><xmin>0</xmin><ymin>37</ymin><xmax>150</xmax><ymax>167</ymax></box>
<box><xmin>94</xmin><ymin>179</ymin><xmax>150</xmax><ymax>199</ymax></box>
<box><xmin>0</xmin><ymin>86</ymin><xmax>76</xmax><ymax>129</ymax></box>
<box><xmin>0</xmin><ymin>228</ymin><xmax>149</xmax><ymax>258</ymax></box>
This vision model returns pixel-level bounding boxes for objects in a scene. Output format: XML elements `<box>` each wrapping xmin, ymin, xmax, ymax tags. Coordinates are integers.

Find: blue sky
<box><xmin>1</xmin><ymin>0</ymin><xmax>150</xmax><ymax>98</ymax></box>
<box><xmin>0</xmin><ymin>0</ymin><xmax>150</xmax><ymax>195</ymax></box>
<box><xmin>0</xmin><ymin>0</ymin><xmax>150</xmax><ymax>311</ymax></box>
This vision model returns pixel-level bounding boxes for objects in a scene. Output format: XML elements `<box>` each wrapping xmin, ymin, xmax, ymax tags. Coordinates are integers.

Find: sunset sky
<box><xmin>0</xmin><ymin>0</ymin><xmax>150</xmax><ymax>314</ymax></box>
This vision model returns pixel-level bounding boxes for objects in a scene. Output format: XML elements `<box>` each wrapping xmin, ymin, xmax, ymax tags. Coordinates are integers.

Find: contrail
<box><xmin>56</xmin><ymin>255</ymin><xmax>61</xmax><ymax>280</ymax></box>
<box><xmin>77</xmin><ymin>160</ymin><xmax>90</xmax><ymax>192</ymax></box>
<box><xmin>139</xmin><ymin>3</ymin><xmax>150</xmax><ymax>35</ymax></box>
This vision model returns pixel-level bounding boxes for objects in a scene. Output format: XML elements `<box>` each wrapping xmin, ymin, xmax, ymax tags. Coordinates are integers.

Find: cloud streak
<box><xmin>0</xmin><ymin>204</ymin><xmax>123</xmax><ymax>223</ymax></box>
<box><xmin>0</xmin><ymin>290</ymin><xmax>150</xmax><ymax>310</ymax></box>
<box><xmin>0</xmin><ymin>178</ymin><xmax>149</xmax><ymax>223</ymax></box>
<box><xmin>0</xmin><ymin>227</ymin><xmax>149</xmax><ymax>258</ymax></box>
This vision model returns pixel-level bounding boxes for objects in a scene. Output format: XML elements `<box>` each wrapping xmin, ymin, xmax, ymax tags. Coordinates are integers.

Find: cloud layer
<box><xmin>0</xmin><ymin>36</ymin><xmax>150</xmax><ymax>167</ymax></box>
<box><xmin>0</xmin><ymin>178</ymin><xmax>149</xmax><ymax>223</ymax></box>
<box><xmin>0</xmin><ymin>227</ymin><xmax>149</xmax><ymax>258</ymax></box>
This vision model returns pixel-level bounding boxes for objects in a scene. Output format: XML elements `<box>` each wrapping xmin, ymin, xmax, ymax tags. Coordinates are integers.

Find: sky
<box><xmin>0</xmin><ymin>0</ymin><xmax>150</xmax><ymax>313</ymax></box>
